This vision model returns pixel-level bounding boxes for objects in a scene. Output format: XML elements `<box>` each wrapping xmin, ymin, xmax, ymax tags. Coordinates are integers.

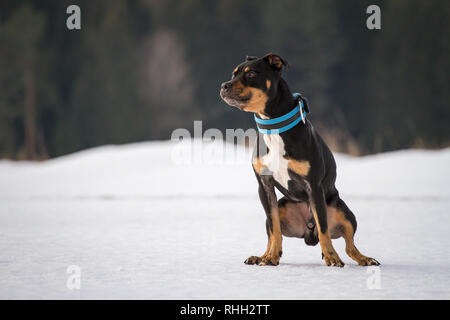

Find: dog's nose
<box><xmin>221</xmin><ymin>81</ymin><xmax>232</xmax><ymax>90</ymax></box>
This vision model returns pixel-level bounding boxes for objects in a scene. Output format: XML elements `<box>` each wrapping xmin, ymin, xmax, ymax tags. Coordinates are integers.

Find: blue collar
<box><xmin>254</xmin><ymin>93</ymin><xmax>308</xmax><ymax>134</ymax></box>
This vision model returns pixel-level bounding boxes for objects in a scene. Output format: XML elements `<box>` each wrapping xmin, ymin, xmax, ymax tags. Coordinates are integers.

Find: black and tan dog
<box><xmin>220</xmin><ymin>53</ymin><xmax>379</xmax><ymax>267</ymax></box>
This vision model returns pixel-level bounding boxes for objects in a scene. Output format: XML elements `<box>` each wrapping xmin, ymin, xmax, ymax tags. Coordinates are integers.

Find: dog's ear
<box><xmin>263</xmin><ymin>53</ymin><xmax>289</xmax><ymax>72</ymax></box>
<box><xmin>245</xmin><ymin>55</ymin><xmax>258</xmax><ymax>61</ymax></box>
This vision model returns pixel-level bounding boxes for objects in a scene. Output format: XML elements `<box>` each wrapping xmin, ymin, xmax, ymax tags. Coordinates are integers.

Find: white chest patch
<box><xmin>261</xmin><ymin>134</ymin><xmax>290</xmax><ymax>189</ymax></box>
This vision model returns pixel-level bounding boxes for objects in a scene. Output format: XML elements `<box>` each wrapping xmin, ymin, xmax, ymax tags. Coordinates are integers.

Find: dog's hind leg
<box><xmin>327</xmin><ymin>198</ymin><xmax>380</xmax><ymax>266</ymax></box>
<box><xmin>311</xmin><ymin>186</ymin><xmax>345</xmax><ymax>267</ymax></box>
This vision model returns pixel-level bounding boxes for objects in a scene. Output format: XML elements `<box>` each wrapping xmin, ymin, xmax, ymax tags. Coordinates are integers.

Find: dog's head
<box><xmin>220</xmin><ymin>53</ymin><xmax>288</xmax><ymax>114</ymax></box>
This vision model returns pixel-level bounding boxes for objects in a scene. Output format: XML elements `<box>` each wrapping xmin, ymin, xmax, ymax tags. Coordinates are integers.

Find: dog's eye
<box><xmin>246</xmin><ymin>71</ymin><xmax>257</xmax><ymax>79</ymax></box>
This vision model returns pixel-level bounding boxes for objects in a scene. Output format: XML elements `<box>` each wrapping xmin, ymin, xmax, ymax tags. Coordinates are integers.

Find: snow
<box><xmin>0</xmin><ymin>140</ymin><xmax>449</xmax><ymax>299</ymax></box>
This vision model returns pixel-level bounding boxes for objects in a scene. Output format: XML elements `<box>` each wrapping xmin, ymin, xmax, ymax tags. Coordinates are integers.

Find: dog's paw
<box><xmin>357</xmin><ymin>257</ymin><xmax>380</xmax><ymax>266</ymax></box>
<box><xmin>244</xmin><ymin>254</ymin><xmax>280</xmax><ymax>266</ymax></box>
<box><xmin>323</xmin><ymin>251</ymin><xmax>345</xmax><ymax>267</ymax></box>
<box><xmin>244</xmin><ymin>256</ymin><xmax>262</xmax><ymax>265</ymax></box>
<box><xmin>258</xmin><ymin>255</ymin><xmax>280</xmax><ymax>266</ymax></box>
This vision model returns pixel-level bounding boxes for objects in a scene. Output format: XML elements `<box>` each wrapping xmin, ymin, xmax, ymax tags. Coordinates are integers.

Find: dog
<box><xmin>220</xmin><ymin>53</ymin><xmax>380</xmax><ymax>267</ymax></box>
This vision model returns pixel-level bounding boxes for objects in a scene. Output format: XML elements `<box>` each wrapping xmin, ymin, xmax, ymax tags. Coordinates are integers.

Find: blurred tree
<box><xmin>140</xmin><ymin>28</ymin><xmax>197</xmax><ymax>136</ymax></box>
<box><xmin>150</xmin><ymin>0</ymin><xmax>265</xmax><ymax>132</ymax></box>
<box><xmin>332</xmin><ymin>0</ymin><xmax>385</xmax><ymax>154</ymax></box>
<box><xmin>260</xmin><ymin>0</ymin><xmax>358</xmax><ymax>152</ymax></box>
<box><xmin>32</xmin><ymin>0</ymin><xmax>153</xmax><ymax>156</ymax></box>
<box><xmin>365</xmin><ymin>0</ymin><xmax>450</xmax><ymax>152</ymax></box>
<box><xmin>0</xmin><ymin>0</ymin><xmax>448</xmax><ymax>159</ymax></box>
<box><xmin>55</xmin><ymin>1</ymin><xmax>144</xmax><ymax>154</ymax></box>
<box><xmin>0</xmin><ymin>3</ymin><xmax>47</xmax><ymax>159</ymax></box>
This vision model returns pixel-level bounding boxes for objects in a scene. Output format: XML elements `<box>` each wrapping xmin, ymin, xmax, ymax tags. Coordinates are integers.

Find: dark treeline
<box><xmin>0</xmin><ymin>0</ymin><xmax>449</xmax><ymax>159</ymax></box>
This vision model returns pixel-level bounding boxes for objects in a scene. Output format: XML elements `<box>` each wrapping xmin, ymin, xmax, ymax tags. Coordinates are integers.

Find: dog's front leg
<box><xmin>311</xmin><ymin>186</ymin><xmax>344</xmax><ymax>267</ymax></box>
<box><xmin>245</xmin><ymin>182</ymin><xmax>282</xmax><ymax>266</ymax></box>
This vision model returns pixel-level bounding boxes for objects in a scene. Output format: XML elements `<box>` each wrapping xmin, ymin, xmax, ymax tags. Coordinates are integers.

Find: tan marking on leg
<box><xmin>287</xmin><ymin>159</ymin><xmax>311</xmax><ymax>176</ymax></box>
<box><xmin>312</xmin><ymin>206</ymin><xmax>344</xmax><ymax>267</ymax></box>
<box><xmin>263</xmin><ymin>228</ymin><xmax>274</xmax><ymax>257</ymax></box>
<box><xmin>326</xmin><ymin>206</ymin><xmax>343</xmax><ymax>239</ymax></box>
<box><xmin>262</xmin><ymin>207</ymin><xmax>283</xmax><ymax>265</ymax></box>
<box><xmin>253</xmin><ymin>207</ymin><xmax>282</xmax><ymax>266</ymax></box>
<box><xmin>327</xmin><ymin>206</ymin><xmax>380</xmax><ymax>266</ymax></box>
<box><xmin>245</xmin><ymin>226</ymin><xmax>272</xmax><ymax>265</ymax></box>
<box><xmin>266</xmin><ymin>80</ymin><xmax>271</xmax><ymax>90</ymax></box>
<box><xmin>245</xmin><ymin>207</ymin><xmax>283</xmax><ymax>266</ymax></box>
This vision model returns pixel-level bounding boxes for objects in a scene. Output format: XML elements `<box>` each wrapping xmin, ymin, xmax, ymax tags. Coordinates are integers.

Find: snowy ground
<box><xmin>0</xmin><ymin>141</ymin><xmax>449</xmax><ymax>299</ymax></box>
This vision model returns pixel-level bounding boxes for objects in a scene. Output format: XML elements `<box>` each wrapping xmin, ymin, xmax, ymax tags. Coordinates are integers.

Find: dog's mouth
<box><xmin>220</xmin><ymin>89</ymin><xmax>251</xmax><ymax>110</ymax></box>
